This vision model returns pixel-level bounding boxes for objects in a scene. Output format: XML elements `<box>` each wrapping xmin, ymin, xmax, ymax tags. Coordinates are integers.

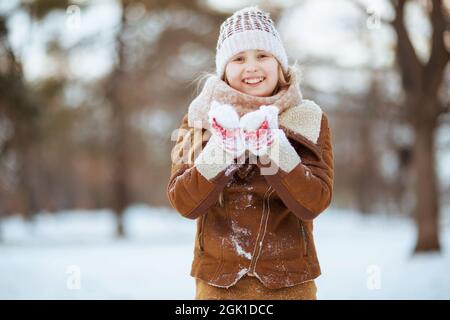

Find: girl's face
<box><xmin>224</xmin><ymin>49</ymin><xmax>279</xmax><ymax>97</ymax></box>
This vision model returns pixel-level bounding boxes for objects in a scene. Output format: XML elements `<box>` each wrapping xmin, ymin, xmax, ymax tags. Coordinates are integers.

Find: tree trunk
<box><xmin>107</xmin><ymin>1</ymin><xmax>129</xmax><ymax>238</ymax></box>
<box><xmin>390</xmin><ymin>0</ymin><xmax>448</xmax><ymax>254</ymax></box>
<box><xmin>412</xmin><ymin>122</ymin><xmax>440</xmax><ymax>252</ymax></box>
<box><xmin>355</xmin><ymin>118</ymin><xmax>378</xmax><ymax>214</ymax></box>
<box><xmin>111</xmin><ymin>109</ymin><xmax>128</xmax><ymax>238</ymax></box>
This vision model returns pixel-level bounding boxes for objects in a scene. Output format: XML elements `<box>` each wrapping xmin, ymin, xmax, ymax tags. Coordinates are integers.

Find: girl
<box><xmin>167</xmin><ymin>6</ymin><xmax>334</xmax><ymax>300</ymax></box>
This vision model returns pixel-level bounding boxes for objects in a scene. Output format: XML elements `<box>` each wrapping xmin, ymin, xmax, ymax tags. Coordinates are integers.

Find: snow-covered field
<box><xmin>0</xmin><ymin>205</ymin><xmax>449</xmax><ymax>300</ymax></box>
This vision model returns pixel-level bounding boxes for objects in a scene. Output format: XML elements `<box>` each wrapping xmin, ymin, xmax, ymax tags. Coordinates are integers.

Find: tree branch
<box><xmin>345</xmin><ymin>0</ymin><xmax>392</xmax><ymax>24</ymax></box>
<box><xmin>424</xmin><ymin>0</ymin><xmax>450</xmax><ymax>95</ymax></box>
<box><xmin>390</xmin><ymin>0</ymin><xmax>423</xmax><ymax>94</ymax></box>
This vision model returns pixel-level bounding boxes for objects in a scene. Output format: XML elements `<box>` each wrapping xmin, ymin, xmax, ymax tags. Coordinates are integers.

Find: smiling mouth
<box><xmin>242</xmin><ymin>77</ymin><xmax>265</xmax><ymax>85</ymax></box>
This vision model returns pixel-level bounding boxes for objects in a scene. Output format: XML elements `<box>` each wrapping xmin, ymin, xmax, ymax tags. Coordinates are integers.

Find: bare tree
<box><xmin>0</xmin><ymin>14</ymin><xmax>41</xmax><ymax>221</ymax></box>
<box><xmin>391</xmin><ymin>0</ymin><xmax>449</xmax><ymax>252</ymax></box>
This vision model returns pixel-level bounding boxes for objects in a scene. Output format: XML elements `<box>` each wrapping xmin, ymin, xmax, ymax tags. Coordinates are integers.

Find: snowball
<box><xmin>240</xmin><ymin>109</ymin><xmax>266</xmax><ymax>131</ymax></box>
<box><xmin>208</xmin><ymin>100</ymin><xmax>240</xmax><ymax>129</ymax></box>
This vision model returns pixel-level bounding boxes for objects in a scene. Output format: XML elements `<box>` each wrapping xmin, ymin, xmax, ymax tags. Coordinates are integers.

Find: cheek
<box><xmin>225</xmin><ymin>65</ymin><xmax>241</xmax><ymax>84</ymax></box>
<box><xmin>260</xmin><ymin>60</ymin><xmax>278</xmax><ymax>81</ymax></box>
<box><xmin>265</xmin><ymin>64</ymin><xmax>279</xmax><ymax>87</ymax></box>
<box><xmin>267</xmin><ymin>61</ymin><xmax>279</xmax><ymax>78</ymax></box>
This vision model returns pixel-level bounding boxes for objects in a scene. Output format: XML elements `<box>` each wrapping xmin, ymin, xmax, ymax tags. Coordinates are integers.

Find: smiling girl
<box><xmin>224</xmin><ymin>49</ymin><xmax>282</xmax><ymax>97</ymax></box>
<box><xmin>167</xmin><ymin>6</ymin><xmax>334</xmax><ymax>300</ymax></box>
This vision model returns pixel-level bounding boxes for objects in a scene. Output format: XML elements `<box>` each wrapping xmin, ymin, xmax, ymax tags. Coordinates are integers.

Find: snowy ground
<box><xmin>0</xmin><ymin>204</ymin><xmax>449</xmax><ymax>300</ymax></box>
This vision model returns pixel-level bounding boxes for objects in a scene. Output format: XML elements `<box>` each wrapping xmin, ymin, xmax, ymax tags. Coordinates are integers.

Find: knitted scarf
<box><xmin>187</xmin><ymin>75</ymin><xmax>303</xmax><ymax>130</ymax></box>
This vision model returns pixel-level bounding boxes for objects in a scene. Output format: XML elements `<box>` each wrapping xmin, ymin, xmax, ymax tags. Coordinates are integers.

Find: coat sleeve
<box><xmin>259</xmin><ymin>113</ymin><xmax>334</xmax><ymax>221</ymax></box>
<box><xmin>166</xmin><ymin>114</ymin><xmax>239</xmax><ymax>220</ymax></box>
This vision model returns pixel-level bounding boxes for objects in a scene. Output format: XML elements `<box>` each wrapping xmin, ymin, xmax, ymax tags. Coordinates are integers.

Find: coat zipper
<box><xmin>198</xmin><ymin>213</ymin><xmax>207</xmax><ymax>256</ymax></box>
<box><xmin>299</xmin><ymin>219</ymin><xmax>308</xmax><ymax>257</ymax></box>
<box><xmin>248</xmin><ymin>186</ymin><xmax>274</xmax><ymax>276</ymax></box>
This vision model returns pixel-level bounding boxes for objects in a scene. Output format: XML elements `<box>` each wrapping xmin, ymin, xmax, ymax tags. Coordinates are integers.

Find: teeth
<box><xmin>243</xmin><ymin>77</ymin><xmax>264</xmax><ymax>84</ymax></box>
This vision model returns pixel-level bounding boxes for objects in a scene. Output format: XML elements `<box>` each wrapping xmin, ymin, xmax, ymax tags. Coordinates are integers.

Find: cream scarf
<box><xmin>187</xmin><ymin>75</ymin><xmax>303</xmax><ymax>130</ymax></box>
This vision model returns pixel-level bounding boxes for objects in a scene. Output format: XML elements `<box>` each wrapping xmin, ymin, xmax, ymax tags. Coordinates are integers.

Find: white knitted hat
<box><xmin>215</xmin><ymin>6</ymin><xmax>288</xmax><ymax>79</ymax></box>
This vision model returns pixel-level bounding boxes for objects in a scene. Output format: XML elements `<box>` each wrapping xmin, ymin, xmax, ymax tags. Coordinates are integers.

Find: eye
<box><xmin>258</xmin><ymin>54</ymin><xmax>269</xmax><ymax>59</ymax></box>
<box><xmin>233</xmin><ymin>56</ymin><xmax>244</xmax><ymax>62</ymax></box>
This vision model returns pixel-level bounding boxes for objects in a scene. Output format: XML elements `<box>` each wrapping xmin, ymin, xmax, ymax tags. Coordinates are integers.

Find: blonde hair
<box><xmin>191</xmin><ymin>61</ymin><xmax>301</xmax><ymax>207</ymax></box>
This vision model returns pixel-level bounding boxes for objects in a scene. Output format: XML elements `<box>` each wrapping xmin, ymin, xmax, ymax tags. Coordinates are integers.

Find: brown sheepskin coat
<box><xmin>167</xmin><ymin>75</ymin><xmax>334</xmax><ymax>291</ymax></box>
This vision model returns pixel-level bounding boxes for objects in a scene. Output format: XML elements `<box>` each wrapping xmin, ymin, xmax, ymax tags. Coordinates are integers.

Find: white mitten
<box><xmin>240</xmin><ymin>105</ymin><xmax>301</xmax><ymax>174</ymax></box>
<box><xmin>195</xmin><ymin>137</ymin><xmax>236</xmax><ymax>181</ymax></box>
<box><xmin>208</xmin><ymin>101</ymin><xmax>245</xmax><ymax>158</ymax></box>
<box><xmin>240</xmin><ymin>105</ymin><xmax>278</xmax><ymax>156</ymax></box>
<box><xmin>260</xmin><ymin>129</ymin><xmax>301</xmax><ymax>175</ymax></box>
<box><xmin>194</xmin><ymin>101</ymin><xmax>242</xmax><ymax>181</ymax></box>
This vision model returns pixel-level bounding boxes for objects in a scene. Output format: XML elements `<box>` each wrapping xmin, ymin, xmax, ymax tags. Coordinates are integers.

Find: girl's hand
<box><xmin>240</xmin><ymin>105</ymin><xmax>279</xmax><ymax>156</ymax></box>
<box><xmin>208</xmin><ymin>101</ymin><xmax>245</xmax><ymax>158</ymax></box>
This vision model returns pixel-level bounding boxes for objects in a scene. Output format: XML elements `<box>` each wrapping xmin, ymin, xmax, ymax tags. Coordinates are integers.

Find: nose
<box><xmin>244</xmin><ymin>59</ymin><xmax>259</xmax><ymax>73</ymax></box>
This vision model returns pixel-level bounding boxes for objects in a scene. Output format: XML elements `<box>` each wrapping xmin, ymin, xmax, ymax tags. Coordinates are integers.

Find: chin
<box><xmin>252</xmin><ymin>92</ymin><xmax>270</xmax><ymax>97</ymax></box>
<box><xmin>239</xmin><ymin>86</ymin><xmax>263</xmax><ymax>96</ymax></box>
<box><xmin>248</xmin><ymin>89</ymin><xmax>272</xmax><ymax>97</ymax></box>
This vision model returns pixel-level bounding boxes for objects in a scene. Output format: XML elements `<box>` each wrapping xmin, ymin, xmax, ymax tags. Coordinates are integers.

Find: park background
<box><xmin>0</xmin><ymin>0</ymin><xmax>449</xmax><ymax>299</ymax></box>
